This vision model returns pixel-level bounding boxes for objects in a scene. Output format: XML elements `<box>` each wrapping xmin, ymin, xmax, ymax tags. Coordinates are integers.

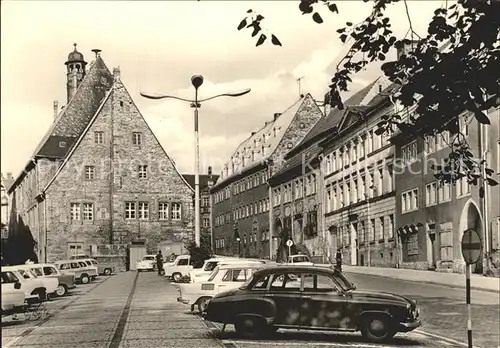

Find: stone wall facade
<box><xmin>43</xmin><ymin>74</ymin><xmax>194</xmax><ymax>262</ymax></box>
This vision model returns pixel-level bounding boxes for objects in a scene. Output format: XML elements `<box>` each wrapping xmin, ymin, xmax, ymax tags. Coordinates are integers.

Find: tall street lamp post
<box><xmin>141</xmin><ymin>77</ymin><xmax>250</xmax><ymax>247</ymax></box>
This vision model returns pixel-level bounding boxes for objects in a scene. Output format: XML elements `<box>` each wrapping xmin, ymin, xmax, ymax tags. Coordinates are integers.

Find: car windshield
<box><xmin>291</xmin><ymin>256</ymin><xmax>309</xmax><ymax>263</ymax></box>
<box><xmin>144</xmin><ymin>256</ymin><xmax>155</xmax><ymax>261</ymax></box>
<box><xmin>204</xmin><ymin>261</ymin><xmax>218</xmax><ymax>272</ymax></box>
<box><xmin>333</xmin><ymin>270</ymin><xmax>355</xmax><ymax>291</ymax></box>
<box><xmin>207</xmin><ymin>266</ymin><xmax>220</xmax><ymax>282</ymax></box>
<box><xmin>91</xmin><ymin>260</ymin><xmax>99</xmax><ymax>266</ymax></box>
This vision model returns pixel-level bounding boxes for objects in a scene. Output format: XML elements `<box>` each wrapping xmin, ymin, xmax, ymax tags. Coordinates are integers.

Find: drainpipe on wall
<box><xmin>318</xmin><ymin>154</ymin><xmax>327</xmax><ymax>263</ymax></box>
<box><xmin>43</xmin><ymin>193</ymin><xmax>48</xmax><ymax>263</ymax></box>
<box><xmin>480</xmin><ymin>123</ymin><xmax>490</xmax><ymax>275</ymax></box>
<box><xmin>267</xmin><ymin>163</ymin><xmax>274</xmax><ymax>260</ymax></box>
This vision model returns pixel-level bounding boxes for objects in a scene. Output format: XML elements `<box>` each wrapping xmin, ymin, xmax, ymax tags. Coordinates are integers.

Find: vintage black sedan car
<box><xmin>202</xmin><ymin>265</ymin><xmax>421</xmax><ymax>342</ymax></box>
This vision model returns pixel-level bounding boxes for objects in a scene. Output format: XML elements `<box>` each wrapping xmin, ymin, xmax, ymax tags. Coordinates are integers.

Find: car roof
<box><xmin>252</xmin><ymin>265</ymin><xmax>336</xmax><ymax>277</ymax></box>
<box><xmin>218</xmin><ymin>263</ymin><xmax>267</xmax><ymax>270</ymax></box>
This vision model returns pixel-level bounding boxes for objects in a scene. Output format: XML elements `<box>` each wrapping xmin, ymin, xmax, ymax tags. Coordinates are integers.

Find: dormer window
<box><xmin>251</xmin><ymin>151</ymin><xmax>255</xmax><ymax>161</ymax></box>
<box><xmin>263</xmin><ymin>134</ymin><xmax>267</xmax><ymax>143</ymax></box>
<box><xmin>262</xmin><ymin>146</ymin><xmax>267</xmax><ymax>156</ymax></box>
<box><xmin>242</xmin><ymin>156</ymin><xmax>246</xmax><ymax>167</ymax></box>
<box><xmin>132</xmin><ymin>132</ymin><xmax>142</xmax><ymax>145</ymax></box>
<box><xmin>253</xmin><ymin>139</ymin><xmax>257</xmax><ymax>147</ymax></box>
<box><xmin>59</xmin><ymin>141</ymin><xmax>67</xmax><ymax>148</ymax></box>
<box><xmin>273</xmin><ymin>127</ymin><xmax>277</xmax><ymax>137</ymax></box>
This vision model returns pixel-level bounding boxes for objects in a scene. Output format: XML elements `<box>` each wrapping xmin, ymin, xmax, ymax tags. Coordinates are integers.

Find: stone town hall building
<box><xmin>7</xmin><ymin>44</ymin><xmax>194</xmax><ymax>264</ymax></box>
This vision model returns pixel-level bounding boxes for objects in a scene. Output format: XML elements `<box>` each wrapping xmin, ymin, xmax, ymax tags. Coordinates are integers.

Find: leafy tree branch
<box><xmin>237</xmin><ymin>0</ymin><xmax>500</xmax><ymax>187</ymax></box>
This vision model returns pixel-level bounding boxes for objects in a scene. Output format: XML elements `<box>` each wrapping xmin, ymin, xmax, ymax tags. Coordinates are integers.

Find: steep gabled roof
<box><xmin>213</xmin><ymin>94</ymin><xmax>316</xmax><ymax>188</ymax></box>
<box><xmin>285</xmin><ymin>80</ymin><xmax>380</xmax><ymax>160</ymax></box>
<box><xmin>9</xmin><ymin>57</ymin><xmax>114</xmax><ymax>193</ymax></box>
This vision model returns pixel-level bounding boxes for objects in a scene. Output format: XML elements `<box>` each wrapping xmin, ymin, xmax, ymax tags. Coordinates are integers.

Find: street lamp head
<box><xmin>191</xmin><ymin>75</ymin><xmax>204</xmax><ymax>89</ymax></box>
<box><xmin>236</xmin><ymin>237</ymin><xmax>241</xmax><ymax>242</ymax></box>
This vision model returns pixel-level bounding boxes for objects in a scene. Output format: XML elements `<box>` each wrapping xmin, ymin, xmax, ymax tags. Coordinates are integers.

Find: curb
<box><xmin>344</xmin><ymin>271</ymin><xmax>499</xmax><ymax>294</ymax></box>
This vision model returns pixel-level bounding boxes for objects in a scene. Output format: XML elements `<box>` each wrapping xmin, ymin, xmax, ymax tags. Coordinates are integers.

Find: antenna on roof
<box><xmin>91</xmin><ymin>49</ymin><xmax>102</xmax><ymax>58</ymax></box>
<box><xmin>297</xmin><ymin>76</ymin><xmax>305</xmax><ymax>98</ymax></box>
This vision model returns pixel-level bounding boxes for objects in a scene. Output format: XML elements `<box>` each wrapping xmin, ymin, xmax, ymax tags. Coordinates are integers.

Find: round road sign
<box><xmin>461</xmin><ymin>228</ymin><xmax>482</xmax><ymax>265</ymax></box>
<box><xmin>286</xmin><ymin>239</ymin><xmax>293</xmax><ymax>247</ymax></box>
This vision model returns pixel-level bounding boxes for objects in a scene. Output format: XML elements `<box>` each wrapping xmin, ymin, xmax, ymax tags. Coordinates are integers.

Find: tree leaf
<box><xmin>328</xmin><ymin>3</ymin><xmax>338</xmax><ymax>13</ymax></box>
<box><xmin>256</xmin><ymin>33</ymin><xmax>267</xmax><ymax>47</ymax></box>
<box><xmin>247</xmin><ymin>9</ymin><xmax>253</xmax><ymax>13</ymax></box>
<box><xmin>312</xmin><ymin>12</ymin><xmax>323</xmax><ymax>24</ymax></box>
<box><xmin>256</xmin><ymin>14</ymin><xmax>264</xmax><ymax>21</ymax></box>
<box><xmin>487</xmin><ymin>177</ymin><xmax>499</xmax><ymax>186</ymax></box>
<box><xmin>251</xmin><ymin>25</ymin><xmax>260</xmax><ymax>37</ymax></box>
<box><xmin>340</xmin><ymin>34</ymin><xmax>347</xmax><ymax>43</ymax></box>
<box><xmin>237</xmin><ymin>18</ymin><xmax>247</xmax><ymax>31</ymax></box>
<box><xmin>271</xmin><ymin>34</ymin><xmax>282</xmax><ymax>46</ymax></box>
<box><xmin>474</xmin><ymin>110</ymin><xmax>491</xmax><ymax>124</ymax></box>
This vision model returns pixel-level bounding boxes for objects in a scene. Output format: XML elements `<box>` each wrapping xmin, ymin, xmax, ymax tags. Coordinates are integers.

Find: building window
<box><xmin>438</xmin><ymin>182</ymin><xmax>451</xmax><ymax>202</ymax></box>
<box><xmin>84</xmin><ymin>166</ymin><xmax>95</xmax><ymax>180</ymax></box>
<box><xmin>456</xmin><ymin>177</ymin><xmax>471</xmax><ymax>198</ymax></box>
<box><xmin>125</xmin><ymin>202</ymin><xmax>136</xmax><ymax>220</ymax></box>
<box><xmin>203</xmin><ymin>217</ymin><xmax>210</xmax><ymax>227</ymax></box>
<box><xmin>94</xmin><ymin>131</ymin><xmax>104</xmax><ymax>144</ymax></box>
<box><xmin>202</xmin><ymin>197</ymin><xmax>209</xmax><ymax>207</ymax></box>
<box><xmin>401</xmin><ymin>141</ymin><xmax>418</xmax><ymax>165</ymax></box>
<box><xmin>138</xmin><ymin>202</ymin><xmax>149</xmax><ymax>220</ymax></box>
<box><xmin>402</xmin><ymin>188</ymin><xmax>418</xmax><ymax>213</ymax></box>
<box><xmin>367</xmin><ymin>130</ymin><xmax>374</xmax><ymax>154</ymax></box>
<box><xmin>59</xmin><ymin>141</ymin><xmax>67</xmax><ymax>148</ymax></box>
<box><xmin>326</xmin><ymin>189</ymin><xmax>331</xmax><ymax>213</ymax></box>
<box><xmin>369</xmin><ymin>219</ymin><xmax>376</xmax><ymax>241</ymax></box>
<box><xmin>377</xmin><ymin>168</ymin><xmax>384</xmax><ymax>194</ymax></box>
<box><xmin>388</xmin><ymin>214</ymin><xmax>394</xmax><ymax>239</ymax></box>
<box><xmin>82</xmin><ymin>203</ymin><xmax>93</xmax><ymax>220</ymax></box>
<box><xmin>171</xmin><ymin>203</ymin><xmax>182</xmax><ymax>221</ymax></box>
<box><xmin>158</xmin><ymin>203</ymin><xmax>169</xmax><ymax>220</ymax></box>
<box><xmin>425</xmin><ymin>182</ymin><xmax>438</xmax><ymax>206</ymax></box>
<box><xmin>407</xmin><ymin>234</ymin><xmax>419</xmax><ymax>256</ymax></box>
<box><xmin>437</xmin><ymin>131</ymin><xmax>450</xmax><ymax>149</ymax></box>
<box><xmin>378</xmin><ymin>217</ymin><xmax>384</xmax><ymax>240</ymax></box>
<box><xmin>138</xmin><ymin>165</ymin><xmax>148</xmax><ymax>179</ymax></box>
<box><xmin>132</xmin><ymin>132</ymin><xmax>143</xmax><ymax>145</ymax></box>
<box><xmin>424</xmin><ymin>135</ymin><xmax>436</xmax><ymax>155</ymax></box>
<box><xmin>440</xmin><ymin>227</ymin><xmax>453</xmax><ymax>261</ymax></box>
<box><xmin>70</xmin><ymin>203</ymin><xmax>80</xmax><ymax>220</ymax></box>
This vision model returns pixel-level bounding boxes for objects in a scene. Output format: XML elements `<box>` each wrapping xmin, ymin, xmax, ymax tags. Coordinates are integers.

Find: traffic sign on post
<box><xmin>461</xmin><ymin>228</ymin><xmax>482</xmax><ymax>348</ymax></box>
<box><xmin>461</xmin><ymin>228</ymin><xmax>482</xmax><ymax>265</ymax></box>
<box><xmin>286</xmin><ymin>240</ymin><xmax>293</xmax><ymax>247</ymax></box>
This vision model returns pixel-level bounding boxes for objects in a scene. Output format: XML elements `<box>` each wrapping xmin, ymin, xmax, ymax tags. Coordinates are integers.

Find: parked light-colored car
<box><xmin>163</xmin><ymin>255</ymin><xmax>193</xmax><ymax>282</ymax></box>
<box><xmin>19</xmin><ymin>263</ymin><xmax>76</xmax><ymax>297</ymax></box>
<box><xmin>1</xmin><ymin>267</ymin><xmax>47</xmax><ymax>301</ymax></box>
<box><xmin>136</xmin><ymin>255</ymin><xmax>157</xmax><ymax>272</ymax></box>
<box><xmin>8</xmin><ymin>266</ymin><xmax>59</xmax><ymax>299</ymax></box>
<box><xmin>287</xmin><ymin>254</ymin><xmax>314</xmax><ymax>266</ymax></box>
<box><xmin>70</xmin><ymin>256</ymin><xmax>116</xmax><ymax>275</ymax></box>
<box><xmin>54</xmin><ymin>260</ymin><xmax>96</xmax><ymax>284</ymax></box>
<box><xmin>189</xmin><ymin>258</ymin><xmax>267</xmax><ymax>283</ymax></box>
<box><xmin>177</xmin><ymin>262</ymin><xmax>266</xmax><ymax>312</ymax></box>
<box><xmin>1</xmin><ymin>271</ymin><xmax>26</xmax><ymax>312</ymax></box>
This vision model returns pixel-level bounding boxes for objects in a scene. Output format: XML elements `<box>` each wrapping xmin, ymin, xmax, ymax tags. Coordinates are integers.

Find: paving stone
<box><xmin>119</xmin><ymin>338</ymin><xmax>223</xmax><ymax>348</ymax></box>
<box><xmin>123</xmin><ymin>328</ymin><xmax>214</xmax><ymax>340</ymax></box>
<box><xmin>15</xmin><ymin>330</ymin><xmax>114</xmax><ymax>345</ymax></box>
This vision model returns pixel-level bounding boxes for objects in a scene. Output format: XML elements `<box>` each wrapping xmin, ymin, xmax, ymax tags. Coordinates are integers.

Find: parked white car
<box><xmin>2</xmin><ymin>267</ymin><xmax>47</xmax><ymax>301</ymax></box>
<box><xmin>287</xmin><ymin>254</ymin><xmax>314</xmax><ymax>266</ymax></box>
<box><xmin>189</xmin><ymin>258</ymin><xmax>267</xmax><ymax>283</ymax></box>
<box><xmin>1</xmin><ymin>270</ymin><xmax>26</xmax><ymax>312</ymax></box>
<box><xmin>177</xmin><ymin>262</ymin><xmax>266</xmax><ymax>312</ymax></box>
<box><xmin>163</xmin><ymin>255</ymin><xmax>192</xmax><ymax>282</ymax></box>
<box><xmin>14</xmin><ymin>266</ymin><xmax>59</xmax><ymax>299</ymax></box>
<box><xmin>54</xmin><ymin>260</ymin><xmax>98</xmax><ymax>284</ymax></box>
<box><xmin>136</xmin><ymin>255</ymin><xmax>157</xmax><ymax>272</ymax></box>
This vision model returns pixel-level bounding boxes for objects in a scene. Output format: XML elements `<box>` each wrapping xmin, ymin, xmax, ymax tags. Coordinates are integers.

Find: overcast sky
<box><xmin>1</xmin><ymin>1</ymin><xmax>442</xmax><ymax>179</ymax></box>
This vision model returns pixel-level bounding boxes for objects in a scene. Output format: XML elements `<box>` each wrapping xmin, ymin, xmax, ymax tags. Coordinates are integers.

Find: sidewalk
<box><xmin>338</xmin><ymin>265</ymin><xmax>500</xmax><ymax>293</ymax></box>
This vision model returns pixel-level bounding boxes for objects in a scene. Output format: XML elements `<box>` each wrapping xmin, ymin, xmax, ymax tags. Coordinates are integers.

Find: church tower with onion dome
<box><xmin>65</xmin><ymin>43</ymin><xmax>87</xmax><ymax>103</ymax></box>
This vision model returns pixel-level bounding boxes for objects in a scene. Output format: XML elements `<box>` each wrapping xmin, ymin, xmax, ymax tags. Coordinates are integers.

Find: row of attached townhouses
<box><xmin>4</xmin><ymin>45</ymin><xmax>202</xmax><ymax>268</ymax></box>
<box><xmin>211</xmin><ymin>54</ymin><xmax>500</xmax><ymax>275</ymax></box>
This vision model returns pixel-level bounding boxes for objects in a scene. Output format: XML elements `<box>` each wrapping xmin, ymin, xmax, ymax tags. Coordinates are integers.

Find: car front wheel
<box><xmin>360</xmin><ymin>315</ymin><xmax>396</xmax><ymax>342</ymax></box>
<box><xmin>172</xmin><ymin>273</ymin><xmax>182</xmax><ymax>282</ymax></box>
<box><xmin>80</xmin><ymin>274</ymin><xmax>90</xmax><ymax>284</ymax></box>
<box><xmin>197</xmin><ymin>297</ymin><xmax>211</xmax><ymax>313</ymax></box>
<box><xmin>55</xmin><ymin>284</ymin><xmax>67</xmax><ymax>296</ymax></box>
<box><xmin>234</xmin><ymin>316</ymin><xmax>266</xmax><ymax>339</ymax></box>
<box><xmin>104</xmin><ymin>268</ymin><xmax>112</xmax><ymax>276</ymax></box>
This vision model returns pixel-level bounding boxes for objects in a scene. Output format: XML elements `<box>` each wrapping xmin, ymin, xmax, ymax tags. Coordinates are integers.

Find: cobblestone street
<box><xmin>2</xmin><ymin>269</ymin><xmax>497</xmax><ymax>348</ymax></box>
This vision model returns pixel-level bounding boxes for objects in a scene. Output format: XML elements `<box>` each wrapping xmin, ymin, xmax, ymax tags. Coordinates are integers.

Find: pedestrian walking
<box><xmin>335</xmin><ymin>249</ymin><xmax>342</xmax><ymax>272</ymax></box>
<box><xmin>156</xmin><ymin>250</ymin><xmax>163</xmax><ymax>276</ymax></box>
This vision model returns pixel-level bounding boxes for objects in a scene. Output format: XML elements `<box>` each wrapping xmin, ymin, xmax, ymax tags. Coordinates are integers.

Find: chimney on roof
<box><xmin>378</xmin><ymin>84</ymin><xmax>383</xmax><ymax>93</ymax></box>
<box><xmin>396</xmin><ymin>39</ymin><xmax>419</xmax><ymax>61</ymax></box>
<box><xmin>113</xmin><ymin>66</ymin><xmax>121</xmax><ymax>81</ymax></box>
<box><xmin>324</xmin><ymin>91</ymin><xmax>331</xmax><ymax>116</ymax></box>
<box><xmin>208</xmin><ymin>166</ymin><xmax>212</xmax><ymax>176</ymax></box>
<box><xmin>274</xmin><ymin>113</ymin><xmax>281</xmax><ymax>121</ymax></box>
<box><xmin>91</xmin><ymin>49</ymin><xmax>102</xmax><ymax>58</ymax></box>
<box><xmin>53</xmin><ymin>100</ymin><xmax>59</xmax><ymax>120</ymax></box>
